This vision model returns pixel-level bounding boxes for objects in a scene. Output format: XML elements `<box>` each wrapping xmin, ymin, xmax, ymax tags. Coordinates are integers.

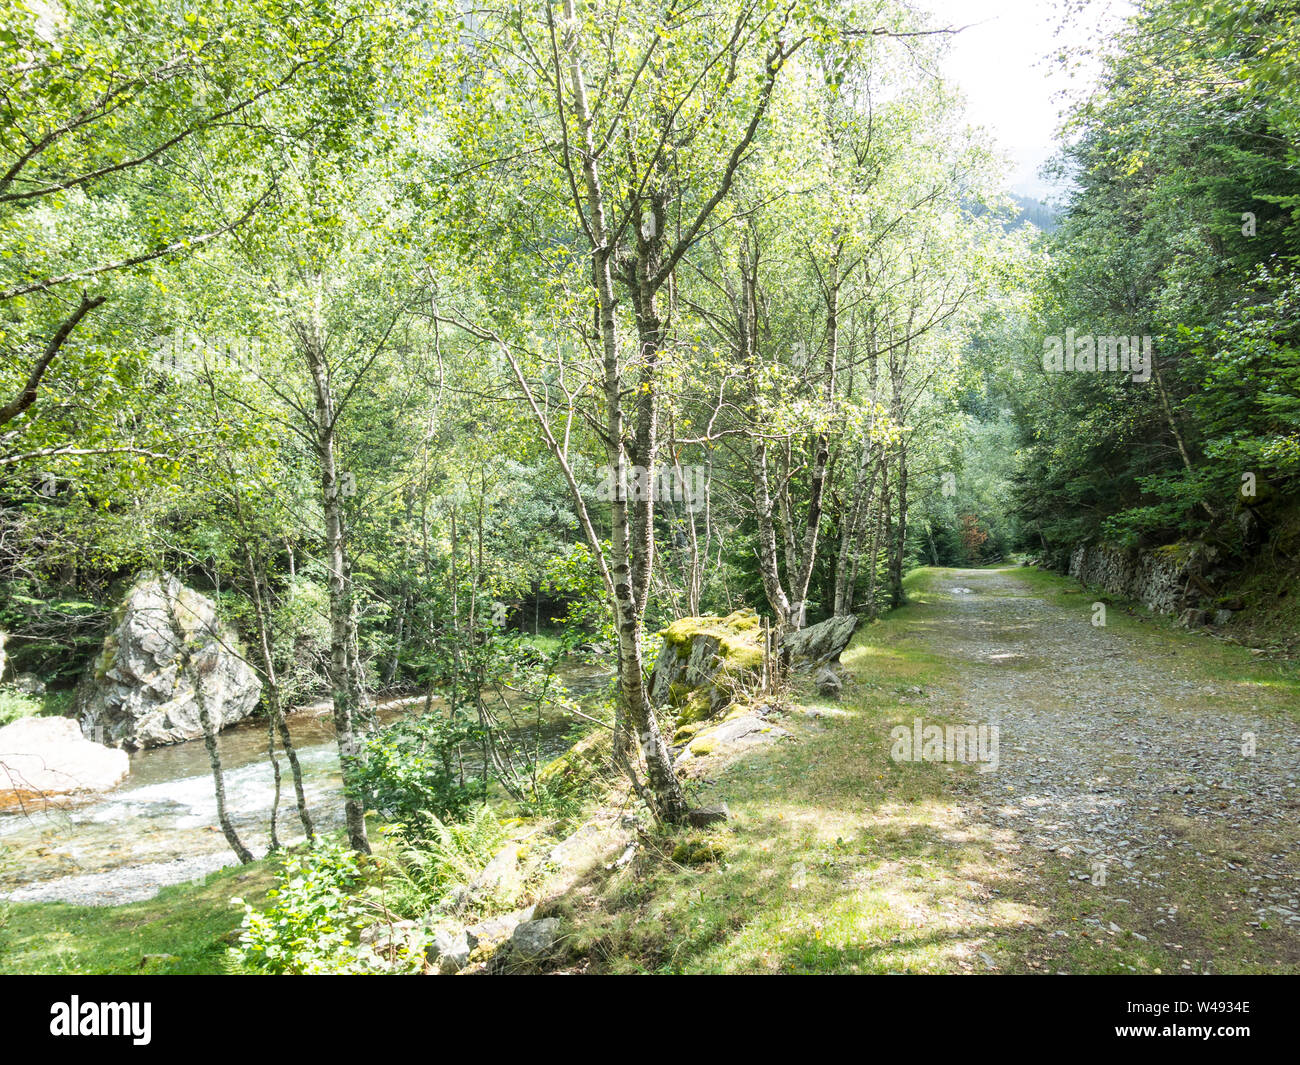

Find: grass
<box><xmin>0</xmin><ymin>860</ymin><xmax>277</xmax><ymax>975</ymax></box>
<box><xmin>517</xmin><ymin>632</ymin><xmax>565</xmax><ymax>655</ymax></box>
<box><xmin>0</xmin><ymin>686</ymin><xmax>75</xmax><ymax>727</ymax></box>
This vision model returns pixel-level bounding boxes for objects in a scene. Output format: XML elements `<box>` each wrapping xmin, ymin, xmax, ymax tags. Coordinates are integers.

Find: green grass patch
<box><xmin>0</xmin><ymin>861</ymin><xmax>276</xmax><ymax>974</ymax></box>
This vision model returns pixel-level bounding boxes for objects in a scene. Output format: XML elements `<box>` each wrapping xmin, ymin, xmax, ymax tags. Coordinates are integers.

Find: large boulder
<box><xmin>781</xmin><ymin>614</ymin><xmax>859</xmax><ymax>669</ymax></box>
<box><xmin>75</xmin><ymin>573</ymin><xmax>261</xmax><ymax>750</ymax></box>
<box><xmin>648</xmin><ymin>608</ymin><xmax>766</xmax><ymax>727</ymax></box>
<box><xmin>0</xmin><ymin>716</ymin><xmax>129</xmax><ymax>807</ymax></box>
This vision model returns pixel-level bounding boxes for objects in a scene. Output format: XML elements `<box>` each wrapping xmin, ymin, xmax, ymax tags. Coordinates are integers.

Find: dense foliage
<box><xmin>1009</xmin><ymin>0</ymin><xmax>1300</xmax><ymax>562</ymax></box>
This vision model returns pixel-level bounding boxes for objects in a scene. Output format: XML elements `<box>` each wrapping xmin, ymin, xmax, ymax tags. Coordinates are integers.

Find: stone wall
<box><xmin>1067</xmin><ymin>541</ymin><xmax>1220</xmax><ymax>615</ymax></box>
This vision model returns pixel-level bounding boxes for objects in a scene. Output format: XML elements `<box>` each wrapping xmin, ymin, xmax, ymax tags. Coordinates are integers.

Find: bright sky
<box><xmin>921</xmin><ymin>0</ymin><xmax>1132</xmax><ymax>201</ymax></box>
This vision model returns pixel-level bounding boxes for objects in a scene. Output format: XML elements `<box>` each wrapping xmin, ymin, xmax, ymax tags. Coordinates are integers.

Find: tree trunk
<box><xmin>563</xmin><ymin>6</ymin><xmax>687</xmax><ymax>823</ymax></box>
<box><xmin>244</xmin><ymin>547</ymin><xmax>315</xmax><ymax>841</ymax></box>
<box><xmin>300</xmin><ymin>314</ymin><xmax>369</xmax><ymax>853</ymax></box>
<box><xmin>889</xmin><ymin>442</ymin><xmax>909</xmax><ymax>607</ymax></box>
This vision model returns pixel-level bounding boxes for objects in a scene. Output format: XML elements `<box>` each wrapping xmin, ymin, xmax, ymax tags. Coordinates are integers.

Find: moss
<box><xmin>671</xmin><ymin>720</ymin><xmax>707</xmax><ymax>745</ymax></box>
<box><xmin>670</xmin><ymin>836</ymin><xmax>727</xmax><ymax>866</ymax></box>
<box><xmin>1152</xmin><ymin>542</ymin><xmax>1196</xmax><ymax>563</ymax></box>
<box><xmin>677</xmin><ymin>689</ymin><xmax>713</xmax><ymax>725</ymax></box>
<box><xmin>660</xmin><ymin>608</ymin><xmax>764</xmax><ymax>672</ymax></box>
<box><xmin>92</xmin><ymin>635</ymin><xmax>119</xmax><ymax>682</ymax></box>
<box><xmin>658</xmin><ymin>608</ymin><xmax>766</xmax><ymax>730</ymax></box>
<box><xmin>687</xmin><ymin>735</ymin><xmax>717</xmax><ymax>756</ymax></box>
<box><xmin>538</xmin><ymin>729</ymin><xmax>610</xmax><ymax>794</ymax></box>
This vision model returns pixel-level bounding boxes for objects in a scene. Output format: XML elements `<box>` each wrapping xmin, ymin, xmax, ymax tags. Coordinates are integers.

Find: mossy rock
<box><xmin>1152</xmin><ymin>541</ymin><xmax>1197</xmax><ymax>562</ymax></box>
<box><xmin>537</xmin><ymin>728</ymin><xmax>610</xmax><ymax>794</ymax></box>
<box><xmin>660</xmin><ymin>608</ymin><xmax>764</xmax><ymax>672</ymax></box>
<box><xmin>650</xmin><ymin>608</ymin><xmax>767</xmax><ymax>730</ymax></box>
<box><xmin>676</xmin><ymin>688</ymin><xmax>713</xmax><ymax>725</ymax></box>
<box><xmin>686</xmin><ymin>735</ymin><xmax>716</xmax><ymax>756</ymax></box>
<box><xmin>670</xmin><ymin>836</ymin><xmax>728</xmax><ymax>866</ymax></box>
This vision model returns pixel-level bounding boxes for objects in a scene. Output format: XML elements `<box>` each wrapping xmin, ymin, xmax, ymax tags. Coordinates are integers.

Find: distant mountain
<box><xmin>965</xmin><ymin>193</ymin><xmax>1061</xmax><ymax>234</ymax></box>
<box><xmin>1006</xmin><ymin>193</ymin><xmax>1060</xmax><ymax>233</ymax></box>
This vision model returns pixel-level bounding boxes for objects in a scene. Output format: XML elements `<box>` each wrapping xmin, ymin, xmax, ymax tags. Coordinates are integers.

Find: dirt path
<box><xmin>915</xmin><ymin>566</ymin><xmax>1300</xmax><ymax>971</ymax></box>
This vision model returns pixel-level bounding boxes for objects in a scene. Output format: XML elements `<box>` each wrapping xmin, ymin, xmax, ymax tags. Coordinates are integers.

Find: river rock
<box><xmin>782</xmin><ymin>613</ymin><xmax>859</xmax><ymax>668</ymax></box>
<box><xmin>0</xmin><ymin>716</ymin><xmax>129</xmax><ymax>805</ymax></box>
<box><xmin>75</xmin><ymin>573</ymin><xmax>261</xmax><ymax>750</ymax></box>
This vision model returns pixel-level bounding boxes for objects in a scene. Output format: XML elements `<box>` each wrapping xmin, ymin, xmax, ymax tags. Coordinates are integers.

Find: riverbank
<box><xmin>0</xmin><ymin>648</ymin><xmax>608</xmax><ymax>908</ymax></box>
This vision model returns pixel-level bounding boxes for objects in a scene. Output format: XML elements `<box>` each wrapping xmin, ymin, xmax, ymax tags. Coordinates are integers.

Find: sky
<box><xmin>920</xmin><ymin>0</ymin><xmax>1132</xmax><ymax>201</ymax></box>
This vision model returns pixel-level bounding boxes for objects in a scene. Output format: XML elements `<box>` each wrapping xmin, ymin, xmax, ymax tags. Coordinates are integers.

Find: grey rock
<box><xmin>10</xmin><ymin>673</ymin><xmax>45</xmax><ymax>695</ymax></box>
<box><xmin>0</xmin><ymin>716</ymin><xmax>130</xmax><ymax>802</ymax></box>
<box><xmin>360</xmin><ymin>919</ymin><xmax>428</xmax><ymax>968</ymax></box>
<box><xmin>75</xmin><ymin>573</ymin><xmax>261</xmax><ymax>749</ymax></box>
<box><xmin>548</xmin><ymin>823</ymin><xmax>615</xmax><ymax>869</ymax></box>
<box><xmin>648</xmin><ymin>634</ymin><xmax>743</xmax><ymax>715</ymax></box>
<box><xmin>360</xmin><ymin>917</ymin><xmax>418</xmax><ymax>947</ymax></box>
<box><xmin>782</xmin><ymin>614</ymin><xmax>858</xmax><ymax>669</ymax></box>
<box><xmin>493</xmin><ymin>918</ymin><xmax>563</xmax><ymax>972</ymax></box>
<box><xmin>465</xmin><ymin>905</ymin><xmax>535</xmax><ymax>953</ymax></box>
<box><xmin>429</xmin><ymin>926</ymin><xmax>471</xmax><ymax>974</ymax></box>
<box><xmin>686</xmin><ymin>803</ymin><xmax>729</xmax><ymax>827</ymax></box>
<box><xmin>816</xmin><ymin>667</ymin><xmax>842</xmax><ymax>698</ymax></box>
<box><xmin>470</xmin><ymin>842</ymin><xmax>523</xmax><ymax>899</ymax></box>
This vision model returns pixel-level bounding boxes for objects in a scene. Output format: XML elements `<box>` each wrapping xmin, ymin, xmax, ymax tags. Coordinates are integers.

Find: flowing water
<box><xmin>0</xmin><ymin>661</ymin><xmax>613</xmax><ymax>906</ymax></box>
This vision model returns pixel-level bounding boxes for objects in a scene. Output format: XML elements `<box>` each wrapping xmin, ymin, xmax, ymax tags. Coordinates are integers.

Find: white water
<box><xmin>0</xmin><ymin>664</ymin><xmax>609</xmax><ymax>906</ymax></box>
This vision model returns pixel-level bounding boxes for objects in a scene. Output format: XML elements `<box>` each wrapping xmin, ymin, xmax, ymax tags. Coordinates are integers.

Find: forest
<box><xmin>0</xmin><ymin>0</ymin><xmax>1296</xmax><ymax>982</ymax></box>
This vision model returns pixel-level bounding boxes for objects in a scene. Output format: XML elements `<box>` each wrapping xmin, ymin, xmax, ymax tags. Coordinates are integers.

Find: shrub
<box><xmin>228</xmin><ymin>842</ymin><xmax>420</xmax><ymax>975</ymax></box>
<box><xmin>355</xmin><ymin>711</ymin><xmax>487</xmax><ymax>824</ymax></box>
<box><xmin>0</xmin><ymin>687</ymin><xmax>42</xmax><ymax>727</ymax></box>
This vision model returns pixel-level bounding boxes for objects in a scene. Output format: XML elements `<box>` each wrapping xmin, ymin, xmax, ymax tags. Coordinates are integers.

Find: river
<box><xmin>0</xmin><ymin>661</ymin><xmax>612</xmax><ymax>906</ymax></box>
